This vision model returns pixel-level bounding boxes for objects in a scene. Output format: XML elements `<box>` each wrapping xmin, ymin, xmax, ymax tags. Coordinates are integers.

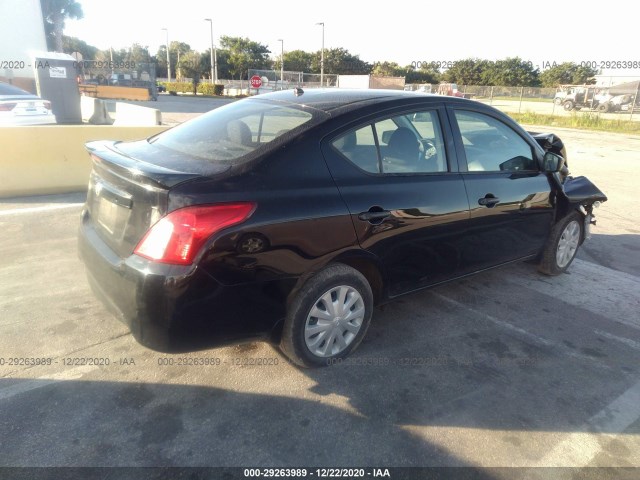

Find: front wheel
<box><xmin>280</xmin><ymin>264</ymin><xmax>373</xmax><ymax>368</ymax></box>
<box><xmin>538</xmin><ymin>211</ymin><xmax>583</xmax><ymax>275</ymax></box>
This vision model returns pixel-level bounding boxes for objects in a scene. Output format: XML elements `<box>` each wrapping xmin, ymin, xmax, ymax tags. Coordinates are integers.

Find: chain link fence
<box><xmin>247</xmin><ymin>69</ymin><xmax>338</xmax><ymax>92</ymax></box>
<box><xmin>156</xmin><ymin>68</ymin><xmax>640</xmax><ymax>121</ymax></box>
<box><xmin>405</xmin><ymin>83</ymin><xmax>640</xmax><ymax>120</ymax></box>
<box><xmin>78</xmin><ymin>61</ymin><xmax>157</xmax><ymax>87</ymax></box>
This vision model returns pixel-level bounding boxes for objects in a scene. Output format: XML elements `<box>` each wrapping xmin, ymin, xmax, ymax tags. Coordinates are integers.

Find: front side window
<box><xmin>331</xmin><ymin>110</ymin><xmax>447</xmax><ymax>174</ymax></box>
<box><xmin>454</xmin><ymin>110</ymin><xmax>536</xmax><ymax>172</ymax></box>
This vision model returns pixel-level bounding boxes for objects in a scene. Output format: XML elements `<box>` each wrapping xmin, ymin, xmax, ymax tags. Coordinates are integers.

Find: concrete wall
<box><xmin>114</xmin><ymin>102</ymin><xmax>161</xmax><ymax>125</ymax></box>
<box><xmin>0</xmin><ymin>125</ymin><xmax>168</xmax><ymax>198</ymax></box>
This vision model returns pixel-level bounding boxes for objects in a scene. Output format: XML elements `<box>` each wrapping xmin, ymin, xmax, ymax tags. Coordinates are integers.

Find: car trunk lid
<box><xmin>84</xmin><ymin>140</ymin><xmax>224</xmax><ymax>259</ymax></box>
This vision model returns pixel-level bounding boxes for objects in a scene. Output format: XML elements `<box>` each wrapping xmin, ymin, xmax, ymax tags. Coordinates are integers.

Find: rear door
<box><xmin>448</xmin><ymin>108</ymin><xmax>554</xmax><ymax>271</ymax></box>
<box><xmin>321</xmin><ymin>105</ymin><xmax>470</xmax><ymax>297</ymax></box>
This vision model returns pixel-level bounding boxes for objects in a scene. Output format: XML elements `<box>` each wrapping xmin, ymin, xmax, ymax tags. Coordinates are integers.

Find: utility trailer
<box><xmin>556</xmin><ymin>84</ymin><xmax>637</xmax><ymax>112</ymax></box>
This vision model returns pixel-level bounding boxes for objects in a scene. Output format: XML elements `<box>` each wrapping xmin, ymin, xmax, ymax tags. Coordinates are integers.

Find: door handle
<box><xmin>478</xmin><ymin>194</ymin><xmax>500</xmax><ymax>207</ymax></box>
<box><xmin>358</xmin><ymin>210</ymin><xmax>391</xmax><ymax>222</ymax></box>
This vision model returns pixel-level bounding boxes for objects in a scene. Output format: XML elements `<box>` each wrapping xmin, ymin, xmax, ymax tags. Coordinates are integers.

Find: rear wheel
<box><xmin>538</xmin><ymin>211</ymin><xmax>583</xmax><ymax>275</ymax></box>
<box><xmin>280</xmin><ymin>264</ymin><xmax>373</xmax><ymax>368</ymax></box>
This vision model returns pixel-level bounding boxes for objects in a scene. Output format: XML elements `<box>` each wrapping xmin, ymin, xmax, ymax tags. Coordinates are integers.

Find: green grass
<box><xmin>508</xmin><ymin>111</ymin><xmax>640</xmax><ymax>134</ymax></box>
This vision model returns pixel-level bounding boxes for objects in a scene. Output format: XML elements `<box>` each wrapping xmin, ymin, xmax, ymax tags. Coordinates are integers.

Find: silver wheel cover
<box><xmin>304</xmin><ymin>285</ymin><xmax>365</xmax><ymax>357</ymax></box>
<box><xmin>556</xmin><ymin>220</ymin><xmax>580</xmax><ymax>268</ymax></box>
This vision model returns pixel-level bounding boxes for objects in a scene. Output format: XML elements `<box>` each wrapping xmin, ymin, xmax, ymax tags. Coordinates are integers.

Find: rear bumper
<box><xmin>78</xmin><ymin>215</ymin><xmax>290</xmax><ymax>352</ymax></box>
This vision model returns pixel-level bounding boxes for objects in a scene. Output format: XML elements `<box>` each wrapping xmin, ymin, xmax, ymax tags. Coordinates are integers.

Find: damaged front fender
<box><xmin>559</xmin><ymin>176</ymin><xmax>607</xmax><ymax>241</ymax></box>
<box><xmin>562</xmin><ymin>176</ymin><xmax>608</xmax><ymax>205</ymax></box>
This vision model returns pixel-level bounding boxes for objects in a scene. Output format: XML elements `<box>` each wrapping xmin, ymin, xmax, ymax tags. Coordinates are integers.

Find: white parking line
<box><xmin>508</xmin><ymin>259</ymin><xmax>640</xmax><ymax>331</ymax></box>
<box><xmin>595</xmin><ymin>330</ymin><xmax>640</xmax><ymax>352</ymax></box>
<box><xmin>531</xmin><ymin>378</ymin><xmax>640</xmax><ymax>468</ymax></box>
<box><xmin>0</xmin><ymin>203</ymin><xmax>84</xmax><ymax>217</ymax></box>
<box><xmin>432</xmin><ymin>292</ymin><xmax>604</xmax><ymax>364</ymax></box>
<box><xmin>0</xmin><ymin>364</ymin><xmax>97</xmax><ymax>401</ymax></box>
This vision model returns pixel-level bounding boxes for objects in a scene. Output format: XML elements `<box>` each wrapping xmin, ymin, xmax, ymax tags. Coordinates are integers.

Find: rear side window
<box><xmin>149</xmin><ymin>99</ymin><xmax>316</xmax><ymax>164</ymax></box>
<box><xmin>332</xmin><ymin>109</ymin><xmax>447</xmax><ymax>174</ymax></box>
<box><xmin>454</xmin><ymin>110</ymin><xmax>536</xmax><ymax>172</ymax></box>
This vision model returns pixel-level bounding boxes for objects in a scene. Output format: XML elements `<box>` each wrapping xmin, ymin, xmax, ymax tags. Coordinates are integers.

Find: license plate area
<box><xmin>97</xmin><ymin>197</ymin><xmax>122</xmax><ymax>235</ymax></box>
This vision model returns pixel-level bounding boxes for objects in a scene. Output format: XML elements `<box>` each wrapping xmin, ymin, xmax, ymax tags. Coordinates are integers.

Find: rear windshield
<box><xmin>149</xmin><ymin>98</ymin><xmax>323</xmax><ymax>165</ymax></box>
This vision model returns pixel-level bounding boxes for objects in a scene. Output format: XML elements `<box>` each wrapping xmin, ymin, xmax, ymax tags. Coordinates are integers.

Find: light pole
<box><xmin>204</xmin><ymin>19</ymin><xmax>216</xmax><ymax>84</ymax></box>
<box><xmin>278</xmin><ymin>39</ymin><xmax>284</xmax><ymax>90</ymax></box>
<box><xmin>161</xmin><ymin>28</ymin><xmax>171</xmax><ymax>82</ymax></box>
<box><xmin>315</xmin><ymin>22</ymin><xmax>324</xmax><ymax>87</ymax></box>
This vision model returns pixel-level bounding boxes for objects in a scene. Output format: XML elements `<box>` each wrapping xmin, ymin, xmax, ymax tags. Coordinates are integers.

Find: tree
<box><xmin>220</xmin><ymin>36</ymin><xmax>271</xmax><ymax>80</ymax></box>
<box><xmin>405</xmin><ymin>65</ymin><xmax>440</xmax><ymax>84</ymax></box>
<box><xmin>125</xmin><ymin>43</ymin><xmax>151</xmax><ymax>65</ymax></box>
<box><xmin>178</xmin><ymin>51</ymin><xmax>204</xmax><ymax>93</ymax></box>
<box><xmin>169</xmin><ymin>41</ymin><xmax>191</xmax><ymax>79</ymax></box>
<box><xmin>273</xmin><ymin>50</ymin><xmax>315</xmax><ymax>73</ymax></box>
<box><xmin>372</xmin><ymin>61</ymin><xmax>403</xmax><ymax>77</ymax></box>
<box><xmin>442</xmin><ymin>58</ymin><xmax>491</xmax><ymax>85</ymax></box>
<box><xmin>482</xmin><ymin>57</ymin><xmax>540</xmax><ymax>86</ymax></box>
<box><xmin>62</xmin><ymin>35</ymin><xmax>98</xmax><ymax>59</ymax></box>
<box><xmin>154</xmin><ymin>43</ymin><xmax>190</xmax><ymax>79</ymax></box>
<box><xmin>539</xmin><ymin>62</ymin><xmax>597</xmax><ymax>87</ymax></box>
<box><xmin>311</xmin><ymin>48</ymin><xmax>370</xmax><ymax>75</ymax></box>
<box><xmin>155</xmin><ymin>45</ymin><xmax>169</xmax><ymax>78</ymax></box>
<box><xmin>40</xmin><ymin>0</ymin><xmax>83</xmax><ymax>52</ymax></box>
<box><xmin>200</xmin><ymin>49</ymin><xmax>232</xmax><ymax>82</ymax></box>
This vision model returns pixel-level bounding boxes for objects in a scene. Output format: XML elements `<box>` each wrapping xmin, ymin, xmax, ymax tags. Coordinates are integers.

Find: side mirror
<box><xmin>543</xmin><ymin>151</ymin><xmax>564</xmax><ymax>173</ymax></box>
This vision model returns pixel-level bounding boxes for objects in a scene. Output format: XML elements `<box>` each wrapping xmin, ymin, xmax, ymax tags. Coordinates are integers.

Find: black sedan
<box><xmin>78</xmin><ymin>89</ymin><xmax>606</xmax><ymax>367</ymax></box>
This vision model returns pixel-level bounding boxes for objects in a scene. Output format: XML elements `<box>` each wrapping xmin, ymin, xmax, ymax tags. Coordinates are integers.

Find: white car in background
<box><xmin>0</xmin><ymin>82</ymin><xmax>56</xmax><ymax>125</ymax></box>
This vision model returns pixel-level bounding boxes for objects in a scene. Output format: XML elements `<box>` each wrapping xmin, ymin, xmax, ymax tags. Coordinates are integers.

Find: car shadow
<box><xmin>1</xmin><ymin>377</ymin><xmax>499</xmax><ymax>476</ymax></box>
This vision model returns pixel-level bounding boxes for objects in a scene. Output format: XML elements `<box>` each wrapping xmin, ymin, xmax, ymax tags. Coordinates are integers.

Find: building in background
<box><xmin>594</xmin><ymin>70</ymin><xmax>640</xmax><ymax>88</ymax></box>
<box><xmin>0</xmin><ymin>0</ymin><xmax>48</xmax><ymax>93</ymax></box>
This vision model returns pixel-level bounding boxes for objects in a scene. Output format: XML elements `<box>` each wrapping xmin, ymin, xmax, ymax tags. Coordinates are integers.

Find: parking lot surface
<box><xmin>0</xmin><ymin>126</ymin><xmax>639</xmax><ymax>474</ymax></box>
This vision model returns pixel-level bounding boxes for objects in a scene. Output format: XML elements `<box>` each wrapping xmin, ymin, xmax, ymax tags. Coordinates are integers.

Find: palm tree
<box><xmin>40</xmin><ymin>0</ymin><xmax>84</xmax><ymax>52</ymax></box>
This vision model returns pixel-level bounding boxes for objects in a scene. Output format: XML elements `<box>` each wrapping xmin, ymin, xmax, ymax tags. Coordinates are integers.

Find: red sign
<box><xmin>250</xmin><ymin>75</ymin><xmax>263</xmax><ymax>88</ymax></box>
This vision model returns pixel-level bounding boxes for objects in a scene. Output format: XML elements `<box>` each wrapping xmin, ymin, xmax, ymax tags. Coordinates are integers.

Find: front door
<box><xmin>449</xmin><ymin>108</ymin><xmax>554</xmax><ymax>271</ymax></box>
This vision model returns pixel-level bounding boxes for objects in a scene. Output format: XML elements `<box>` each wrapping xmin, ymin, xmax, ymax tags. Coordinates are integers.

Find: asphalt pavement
<box><xmin>0</xmin><ymin>124</ymin><xmax>639</xmax><ymax>477</ymax></box>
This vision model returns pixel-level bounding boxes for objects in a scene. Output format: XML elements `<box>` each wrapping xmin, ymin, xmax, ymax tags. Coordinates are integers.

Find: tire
<box><xmin>554</xmin><ymin>97</ymin><xmax>563</xmax><ymax>105</ymax></box>
<box><xmin>563</xmin><ymin>101</ymin><xmax>575</xmax><ymax>111</ymax></box>
<box><xmin>597</xmin><ymin>103</ymin><xmax>610</xmax><ymax>113</ymax></box>
<box><xmin>280</xmin><ymin>264</ymin><xmax>373</xmax><ymax>368</ymax></box>
<box><xmin>538</xmin><ymin>211</ymin><xmax>583</xmax><ymax>276</ymax></box>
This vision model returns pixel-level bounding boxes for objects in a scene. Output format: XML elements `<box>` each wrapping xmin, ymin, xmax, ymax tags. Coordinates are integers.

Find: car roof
<box><xmin>253</xmin><ymin>88</ymin><xmax>471</xmax><ymax>113</ymax></box>
<box><xmin>0</xmin><ymin>82</ymin><xmax>33</xmax><ymax>96</ymax></box>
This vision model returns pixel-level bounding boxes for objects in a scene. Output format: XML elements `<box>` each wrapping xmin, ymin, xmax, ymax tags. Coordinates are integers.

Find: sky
<box><xmin>64</xmin><ymin>0</ymin><xmax>637</xmax><ymax>71</ymax></box>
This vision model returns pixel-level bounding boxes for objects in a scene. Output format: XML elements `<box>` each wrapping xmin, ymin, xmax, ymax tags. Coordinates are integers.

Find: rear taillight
<box><xmin>43</xmin><ymin>101</ymin><xmax>52</xmax><ymax>110</ymax></box>
<box><xmin>134</xmin><ymin>203</ymin><xmax>255</xmax><ymax>265</ymax></box>
<box><xmin>0</xmin><ymin>103</ymin><xmax>17</xmax><ymax>111</ymax></box>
